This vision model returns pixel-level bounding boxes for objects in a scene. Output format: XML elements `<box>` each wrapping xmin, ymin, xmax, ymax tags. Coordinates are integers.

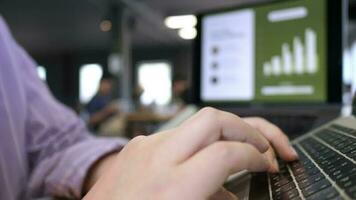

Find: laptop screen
<box><xmin>195</xmin><ymin>0</ymin><xmax>343</xmax><ymax>105</ymax></box>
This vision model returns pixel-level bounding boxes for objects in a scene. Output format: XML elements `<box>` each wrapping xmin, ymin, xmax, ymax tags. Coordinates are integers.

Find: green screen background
<box><xmin>254</xmin><ymin>0</ymin><xmax>327</xmax><ymax>102</ymax></box>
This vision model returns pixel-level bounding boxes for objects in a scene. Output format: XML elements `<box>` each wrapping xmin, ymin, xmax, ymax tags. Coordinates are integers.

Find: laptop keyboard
<box><xmin>269</xmin><ymin>125</ymin><xmax>356</xmax><ymax>200</ymax></box>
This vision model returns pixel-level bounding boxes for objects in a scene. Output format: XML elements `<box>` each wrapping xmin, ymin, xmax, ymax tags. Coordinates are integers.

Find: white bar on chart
<box><xmin>263</xmin><ymin>62</ymin><xmax>272</xmax><ymax>76</ymax></box>
<box><xmin>261</xmin><ymin>85</ymin><xmax>314</xmax><ymax>96</ymax></box>
<box><xmin>282</xmin><ymin>43</ymin><xmax>293</xmax><ymax>75</ymax></box>
<box><xmin>294</xmin><ymin>37</ymin><xmax>304</xmax><ymax>74</ymax></box>
<box><xmin>268</xmin><ymin>7</ymin><xmax>308</xmax><ymax>22</ymax></box>
<box><xmin>271</xmin><ymin>56</ymin><xmax>282</xmax><ymax>76</ymax></box>
<box><xmin>305</xmin><ymin>28</ymin><xmax>317</xmax><ymax>74</ymax></box>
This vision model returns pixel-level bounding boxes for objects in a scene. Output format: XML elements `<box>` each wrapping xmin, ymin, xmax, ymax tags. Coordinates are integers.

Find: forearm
<box><xmin>88</xmin><ymin>110</ymin><xmax>111</xmax><ymax>127</ymax></box>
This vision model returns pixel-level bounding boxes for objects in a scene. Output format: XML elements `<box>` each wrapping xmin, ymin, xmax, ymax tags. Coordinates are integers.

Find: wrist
<box><xmin>82</xmin><ymin>153</ymin><xmax>118</xmax><ymax>195</ymax></box>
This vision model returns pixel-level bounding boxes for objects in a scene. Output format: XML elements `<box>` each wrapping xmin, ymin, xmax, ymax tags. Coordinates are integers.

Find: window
<box><xmin>79</xmin><ymin>64</ymin><xmax>103</xmax><ymax>104</ymax></box>
<box><xmin>138</xmin><ymin>61</ymin><xmax>172</xmax><ymax>106</ymax></box>
<box><xmin>37</xmin><ymin>66</ymin><xmax>47</xmax><ymax>81</ymax></box>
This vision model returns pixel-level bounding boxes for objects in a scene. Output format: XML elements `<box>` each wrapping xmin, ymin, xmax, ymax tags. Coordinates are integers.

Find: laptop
<box><xmin>193</xmin><ymin>0</ymin><xmax>344</xmax><ymax>137</ymax></box>
<box><xmin>192</xmin><ymin>0</ymin><xmax>353</xmax><ymax>198</ymax></box>
<box><xmin>224</xmin><ymin>113</ymin><xmax>356</xmax><ymax>200</ymax></box>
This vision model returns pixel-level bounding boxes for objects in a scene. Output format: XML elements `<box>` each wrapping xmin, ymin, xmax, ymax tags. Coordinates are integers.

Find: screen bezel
<box><xmin>193</xmin><ymin>0</ymin><xmax>343</xmax><ymax>106</ymax></box>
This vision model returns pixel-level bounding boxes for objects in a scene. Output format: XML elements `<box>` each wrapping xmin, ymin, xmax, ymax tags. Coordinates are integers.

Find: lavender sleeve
<box><xmin>3</xmin><ymin>19</ymin><xmax>128</xmax><ymax>198</ymax></box>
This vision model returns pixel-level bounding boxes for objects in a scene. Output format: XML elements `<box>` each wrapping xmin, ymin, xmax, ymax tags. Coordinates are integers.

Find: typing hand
<box><xmin>243</xmin><ymin>117</ymin><xmax>299</xmax><ymax>172</ymax></box>
<box><xmin>209</xmin><ymin>187</ymin><xmax>239</xmax><ymax>200</ymax></box>
<box><xmin>84</xmin><ymin>107</ymin><xmax>297</xmax><ymax>200</ymax></box>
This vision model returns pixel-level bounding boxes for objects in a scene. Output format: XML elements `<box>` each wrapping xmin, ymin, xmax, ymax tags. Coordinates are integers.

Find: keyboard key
<box><xmin>301</xmin><ymin>179</ymin><xmax>331</xmax><ymax>197</ymax></box>
<box><xmin>305</xmin><ymin>187</ymin><xmax>339</xmax><ymax>200</ymax></box>
<box><xmin>271</xmin><ymin>176</ymin><xmax>293</xmax><ymax>188</ymax></box>
<box><xmin>346</xmin><ymin>185</ymin><xmax>356</xmax><ymax>198</ymax></box>
<box><xmin>271</xmin><ymin>174</ymin><xmax>292</xmax><ymax>184</ymax></box>
<box><xmin>329</xmin><ymin>164</ymin><xmax>356</xmax><ymax>180</ymax></box>
<box><xmin>273</xmin><ymin>188</ymin><xmax>300</xmax><ymax>200</ymax></box>
<box><xmin>323</xmin><ymin>159</ymin><xmax>352</xmax><ymax>175</ymax></box>
<box><xmin>336</xmin><ymin>174</ymin><xmax>356</xmax><ymax>186</ymax></box>
<box><xmin>346</xmin><ymin>149</ymin><xmax>356</xmax><ymax>158</ymax></box>
<box><xmin>297</xmin><ymin>173</ymin><xmax>325</xmax><ymax>189</ymax></box>
<box><xmin>338</xmin><ymin>176</ymin><xmax>356</xmax><ymax>190</ymax></box>
<box><xmin>328</xmin><ymin>156</ymin><xmax>343</xmax><ymax>164</ymax></box>
<box><xmin>339</xmin><ymin>144</ymin><xmax>356</xmax><ymax>154</ymax></box>
<box><xmin>280</xmin><ymin>182</ymin><xmax>296</xmax><ymax>192</ymax></box>
<box><xmin>290</xmin><ymin>197</ymin><xmax>302</xmax><ymax>200</ymax></box>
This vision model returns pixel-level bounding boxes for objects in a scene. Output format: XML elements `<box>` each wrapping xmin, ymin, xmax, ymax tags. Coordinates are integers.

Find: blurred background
<box><xmin>0</xmin><ymin>0</ymin><xmax>356</xmax><ymax>138</ymax></box>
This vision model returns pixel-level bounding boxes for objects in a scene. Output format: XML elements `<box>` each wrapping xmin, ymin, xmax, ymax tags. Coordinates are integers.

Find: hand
<box><xmin>103</xmin><ymin>103</ymin><xmax>119</xmax><ymax>115</ymax></box>
<box><xmin>84</xmin><ymin>107</ymin><xmax>298</xmax><ymax>200</ymax></box>
<box><xmin>88</xmin><ymin>103</ymin><xmax>119</xmax><ymax>128</ymax></box>
<box><xmin>242</xmin><ymin>117</ymin><xmax>298</xmax><ymax>172</ymax></box>
<box><xmin>209</xmin><ymin>187</ymin><xmax>239</xmax><ymax>200</ymax></box>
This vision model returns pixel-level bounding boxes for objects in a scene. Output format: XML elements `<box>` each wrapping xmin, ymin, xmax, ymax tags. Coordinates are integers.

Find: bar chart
<box><xmin>263</xmin><ymin>28</ymin><xmax>318</xmax><ymax>77</ymax></box>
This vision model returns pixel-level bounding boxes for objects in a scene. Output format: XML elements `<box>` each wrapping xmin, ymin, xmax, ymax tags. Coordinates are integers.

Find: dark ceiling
<box><xmin>0</xmin><ymin>0</ymin><xmax>355</xmax><ymax>55</ymax></box>
<box><xmin>0</xmin><ymin>0</ymin><xmax>263</xmax><ymax>55</ymax></box>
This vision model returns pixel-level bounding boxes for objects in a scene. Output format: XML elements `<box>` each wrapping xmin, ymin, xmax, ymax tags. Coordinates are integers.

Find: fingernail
<box><xmin>273</xmin><ymin>158</ymin><xmax>279</xmax><ymax>172</ymax></box>
<box><xmin>290</xmin><ymin>145</ymin><xmax>299</xmax><ymax>159</ymax></box>
<box><xmin>263</xmin><ymin>154</ymin><xmax>271</xmax><ymax>170</ymax></box>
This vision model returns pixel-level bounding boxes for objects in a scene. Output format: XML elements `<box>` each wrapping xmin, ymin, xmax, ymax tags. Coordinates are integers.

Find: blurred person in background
<box><xmin>168</xmin><ymin>74</ymin><xmax>190</xmax><ymax>114</ymax></box>
<box><xmin>0</xmin><ymin>15</ymin><xmax>299</xmax><ymax>200</ymax></box>
<box><xmin>86</xmin><ymin>74</ymin><xmax>119</xmax><ymax>131</ymax></box>
<box><xmin>132</xmin><ymin>84</ymin><xmax>145</xmax><ymax>111</ymax></box>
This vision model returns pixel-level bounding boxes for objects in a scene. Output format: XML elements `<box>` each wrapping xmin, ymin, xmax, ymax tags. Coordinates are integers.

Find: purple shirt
<box><xmin>0</xmin><ymin>16</ymin><xmax>128</xmax><ymax>199</ymax></box>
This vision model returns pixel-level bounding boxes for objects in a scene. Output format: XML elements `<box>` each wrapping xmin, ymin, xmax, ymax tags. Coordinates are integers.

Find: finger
<box><xmin>265</xmin><ymin>146</ymin><xmax>279</xmax><ymax>173</ymax></box>
<box><xmin>161</xmin><ymin>107</ymin><xmax>270</xmax><ymax>163</ymax></box>
<box><xmin>209</xmin><ymin>187</ymin><xmax>239</xmax><ymax>200</ymax></box>
<box><xmin>243</xmin><ymin>117</ymin><xmax>298</xmax><ymax>161</ymax></box>
<box><xmin>177</xmin><ymin>141</ymin><xmax>269</xmax><ymax>199</ymax></box>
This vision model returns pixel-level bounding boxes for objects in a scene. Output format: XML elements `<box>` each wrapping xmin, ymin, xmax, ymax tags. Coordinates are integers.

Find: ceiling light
<box><xmin>165</xmin><ymin>15</ymin><xmax>197</xmax><ymax>29</ymax></box>
<box><xmin>100</xmin><ymin>20</ymin><xmax>112</xmax><ymax>32</ymax></box>
<box><xmin>178</xmin><ymin>27</ymin><xmax>197</xmax><ymax>40</ymax></box>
